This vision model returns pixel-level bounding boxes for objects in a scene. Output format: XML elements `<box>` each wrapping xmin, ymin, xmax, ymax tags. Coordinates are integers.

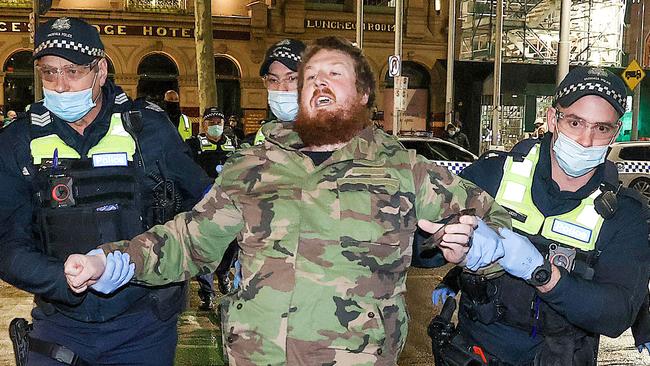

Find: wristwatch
<box><xmin>526</xmin><ymin>259</ymin><xmax>552</xmax><ymax>287</ymax></box>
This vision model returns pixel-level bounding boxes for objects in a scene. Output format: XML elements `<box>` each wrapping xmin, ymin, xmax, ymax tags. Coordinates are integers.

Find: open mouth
<box><xmin>313</xmin><ymin>94</ymin><xmax>335</xmax><ymax>108</ymax></box>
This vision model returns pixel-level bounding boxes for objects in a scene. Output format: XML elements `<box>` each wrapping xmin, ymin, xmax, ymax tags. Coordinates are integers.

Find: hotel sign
<box><xmin>0</xmin><ymin>21</ymin><xmax>249</xmax><ymax>40</ymax></box>
<box><xmin>0</xmin><ymin>21</ymin><xmax>28</xmax><ymax>32</ymax></box>
<box><xmin>305</xmin><ymin>19</ymin><xmax>395</xmax><ymax>32</ymax></box>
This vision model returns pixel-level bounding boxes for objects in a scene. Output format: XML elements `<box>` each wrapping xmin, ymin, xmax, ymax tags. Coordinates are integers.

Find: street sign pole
<box><xmin>632</xmin><ymin>0</ymin><xmax>645</xmax><ymax>141</ymax></box>
<box><xmin>491</xmin><ymin>0</ymin><xmax>503</xmax><ymax>146</ymax></box>
<box><xmin>392</xmin><ymin>0</ymin><xmax>403</xmax><ymax>136</ymax></box>
<box><xmin>444</xmin><ymin>0</ymin><xmax>456</xmax><ymax>126</ymax></box>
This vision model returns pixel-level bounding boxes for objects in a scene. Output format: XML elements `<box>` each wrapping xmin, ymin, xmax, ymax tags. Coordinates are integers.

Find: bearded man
<box><xmin>64</xmin><ymin>36</ymin><xmax>511</xmax><ymax>365</ymax></box>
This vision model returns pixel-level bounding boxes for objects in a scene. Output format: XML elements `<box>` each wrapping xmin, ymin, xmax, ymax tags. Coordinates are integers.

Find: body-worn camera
<box><xmin>548</xmin><ymin>243</ymin><xmax>576</xmax><ymax>271</ymax></box>
<box><xmin>49</xmin><ymin>175</ymin><xmax>75</xmax><ymax>208</ymax></box>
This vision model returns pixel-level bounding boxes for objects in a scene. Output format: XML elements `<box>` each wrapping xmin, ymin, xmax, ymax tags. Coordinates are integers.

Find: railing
<box><xmin>2</xmin><ymin>0</ymin><xmax>31</xmax><ymax>8</ymax></box>
<box><xmin>126</xmin><ymin>0</ymin><xmax>187</xmax><ymax>13</ymax></box>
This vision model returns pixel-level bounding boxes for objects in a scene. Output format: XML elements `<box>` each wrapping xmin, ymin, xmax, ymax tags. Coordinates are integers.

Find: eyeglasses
<box><xmin>36</xmin><ymin>59</ymin><xmax>99</xmax><ymax>83</ymax></box>
<box><xmin>263</xmin><ymin>74</ymin><xmax>298</xmax><ymax>90</ymax></box>
<box><xmin>555</xmin><ymin>111</ymin><xmax>621</xmax><ymax>143</ymax></box>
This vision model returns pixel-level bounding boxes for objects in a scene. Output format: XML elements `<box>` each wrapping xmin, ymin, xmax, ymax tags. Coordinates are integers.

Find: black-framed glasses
<box><xmin>36</xmin><ymin>59</ymin><xmax>99</xmax><ymax>83</ymax></box>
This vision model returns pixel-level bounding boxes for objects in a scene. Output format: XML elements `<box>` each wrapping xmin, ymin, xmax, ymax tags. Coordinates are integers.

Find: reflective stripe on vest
<box><xmin>178</xmin><ymin>114</ymin><xmax>192</xmax><ymax>141</ymax></box>
<box><xmin>31</xmin><ymin>113</ymin><xmax>136</xmax><ymax>164</ymax></box>
<box><xmin>495</xmin><ymin>144</ymin><xmax>604</xmax><ymax>251</ymax></box>
<box><xmin>254</xmin><ymin>128</ymin><xmax>265</xmax><ymax>145</ymax></box>
<box><xmin>221</xmin><ymin>135</ymin><xmax>235</xmax><ymax>151</ymax></box>
<box><xmin>198</xmin><ymin>135</ymin><xmax>217</xmax><ymax>151</ymax></box>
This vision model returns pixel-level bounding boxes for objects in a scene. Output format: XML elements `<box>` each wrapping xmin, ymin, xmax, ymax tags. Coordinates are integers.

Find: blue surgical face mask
<box><xmin>552</xmin><ymin>131</ymin><xmax>609</xmax><ymax>177</ymax></box>
<box><xmin>207</xmin><ymin>124</ymin><xmax>223</xmax><ymax>137</ymax></box>
<box><xmin>268</xmin><ymin>90</ymin><xmax>299</xmax><ymax>122</ymax></box>
<box><xmin>43</xmin><ymin>73</ymin><xmax>98</xmax><ymax>123</ymax></box>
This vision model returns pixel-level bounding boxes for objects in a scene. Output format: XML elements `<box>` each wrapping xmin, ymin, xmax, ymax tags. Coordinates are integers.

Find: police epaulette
<box><xmin>141</xmin><ymin>100</ymin><xmax>164</xmax><ymax>113</ymax></box>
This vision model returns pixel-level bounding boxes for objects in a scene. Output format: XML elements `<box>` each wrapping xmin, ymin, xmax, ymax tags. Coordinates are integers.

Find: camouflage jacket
<box><xmin>102</xmin><ymin>121</ymin><xmax>510</xmax><ymax>365</ymax></box>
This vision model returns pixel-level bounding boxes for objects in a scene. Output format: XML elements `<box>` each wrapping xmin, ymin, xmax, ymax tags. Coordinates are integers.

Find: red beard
<box><xmin>294</xmin><ymin>97</ymin><xmax>370</xmax><ymax>147</ymax></box>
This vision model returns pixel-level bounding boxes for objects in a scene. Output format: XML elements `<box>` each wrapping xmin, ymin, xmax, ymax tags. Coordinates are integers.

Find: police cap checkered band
<box><xmin>259</xmin><ymin>39</ymin><xmax>306</xmax><ymax>76</ymax></box>
<box><xmin>203</xmin><ymin>107</ymin><xmax>225</xmax><ymax>120</ymax></box>
<box><xmin>34</xmin><ymin>17</ymin><xmax>105</xmax><ymax>65</ymax></box>
<box><xmin>554</xmin><ymin>67</ymin><xmax>627</xmax><ymax>116</ymax></box>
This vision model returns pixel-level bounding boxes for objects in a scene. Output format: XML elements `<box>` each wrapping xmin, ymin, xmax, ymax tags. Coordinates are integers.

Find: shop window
<box><xmin>136</xmin><ymin>53</ymin><xmax>179</xmax><ymax>107</ymax></box>
<box><xmin>3</xmin><ymin>50</ymin><xmax>34</xmax><ymax>113</ymax></box>
<box><xmin>214</xmin><ymin>56</ymin><xmax>241</xmax><ymax>119</ymax></box>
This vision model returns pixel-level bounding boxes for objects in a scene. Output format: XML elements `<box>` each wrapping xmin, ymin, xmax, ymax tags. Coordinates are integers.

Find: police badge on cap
<box><xmin>33</xmin><ymin>17</ymin><xmax>105</xmax><ymax>65</ymax></box>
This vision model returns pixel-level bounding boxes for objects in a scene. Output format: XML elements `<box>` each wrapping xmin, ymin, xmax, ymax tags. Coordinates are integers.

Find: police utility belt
<box><xmin>459</xmin><ymin>144</ymin><xmax>610</xmax><ymax>335</ymax></box>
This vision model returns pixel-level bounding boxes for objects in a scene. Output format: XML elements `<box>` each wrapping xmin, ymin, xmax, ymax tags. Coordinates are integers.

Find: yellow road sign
<box><xmin>622</xmin><ymin>59</ymin><xmax>646</xmax><ymax>91</ymax></box>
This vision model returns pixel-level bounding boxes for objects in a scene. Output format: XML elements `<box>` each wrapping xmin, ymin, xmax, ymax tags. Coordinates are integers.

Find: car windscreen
<box><xmin>401</xmin><ymin>140</ymin><xmax>475</xmax><ymax>162</ymax></box>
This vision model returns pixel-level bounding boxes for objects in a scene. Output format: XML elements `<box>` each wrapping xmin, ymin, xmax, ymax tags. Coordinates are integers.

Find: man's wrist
<box><xmin>536</xmin><ymin>264</ymin><xmax>561</xmax><ymax>293</ymax></box>
<box><xmin>526</xmin><ymin>258</ymin><xmax>552</xmax><ymax>287</ymax></box>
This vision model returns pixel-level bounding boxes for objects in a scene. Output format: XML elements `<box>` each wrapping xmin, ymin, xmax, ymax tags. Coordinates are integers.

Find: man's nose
<box><xmin>52</xmin><ymin>73</ymin><xmax>70</xmax><ymax>93</ymax></box>
<box><xmin>574</xmin><ymin>128</ymin><xmax>595</xmax><ymax>148</ymax></box>
<box><xmin>313</xmin><ymin>72</ymin><xmax>328</xmax><ymax>87</ymax></box>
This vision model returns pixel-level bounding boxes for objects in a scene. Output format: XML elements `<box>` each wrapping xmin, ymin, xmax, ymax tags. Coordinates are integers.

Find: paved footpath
<box><xmin>0</xmin><ymin>268</ymin><xmax>648</xmax><ymax>365</ymax></box>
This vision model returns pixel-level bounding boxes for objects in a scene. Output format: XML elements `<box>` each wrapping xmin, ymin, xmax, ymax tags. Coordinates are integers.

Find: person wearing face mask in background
<box><xmin>253</xmin><ymin>39</ymin><xmax>306</xmax><ymax>145</ymax></box>
<box><xmin>426</xmin><ymin>67</ymin><xmax>650</xmax><ymax>365</ymax></box>
<box><xmin>164</xmin><ymin>89</ymin><xmax>193</xmax><ymax>141</ymax></box>
<box><xmin>0</xmin><ymin>17</ymin><xmax>211</xmax><ymax>365</ymax></box>
<box><xmin>186</xmin><ymin>107</ymin><xmax>239</xmax><ymax>309</ymax></box>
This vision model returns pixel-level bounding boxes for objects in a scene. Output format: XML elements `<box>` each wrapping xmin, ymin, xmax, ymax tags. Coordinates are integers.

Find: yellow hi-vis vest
<box><xmin>30</xmin><ymin>113</ymin><xmax>137</xmax><ymax>164</ymax></box>
<box><xmin>178</xmin><ymin>114</ymin><xmax>192</xmax><ymax>141</ymax></box>
<box><xmin>494</xmin><ymin>144</ymin><xmax>605</xmax><ymax>251</ymax></box>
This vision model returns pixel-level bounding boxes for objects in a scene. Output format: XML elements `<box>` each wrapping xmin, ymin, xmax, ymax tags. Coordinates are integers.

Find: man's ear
<box><xmin>547</xmin><ymin>106</ymin><xmax>557</xmax><ymax>133</ymax></box>
<box><xmin>97</xmin><ymin>58</ymin><xmax>109</xmax><ymax>87</ymax></box>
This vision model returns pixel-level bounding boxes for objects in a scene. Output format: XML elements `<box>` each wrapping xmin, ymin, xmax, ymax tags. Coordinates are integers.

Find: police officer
<box><xmin>164</xmin><ymin>89</ymin><xmax>192</xmax><ymax>141</ymax></box>
<box><xmin>434</xmin><ymin>67</ymin><xmax>650</xmax><ymax>365</ymax></box>
<box><xmin>253</xmin><ymin>39</ymin><xmax>306</xmax><ymax>145</ymax></box>
<box><xmin>187</xmin><ymin>107</ymin><xmax>236</xmax><ymax>179</ymax></box>
<box><xmin>186</xmin><ymin>107</ymin><xmax>238</xmax><ymax>308</ymax></box>
<box><xmin>0</xmin><ymin>17</ymin><xmax>211</xmax><ymax>365</ymax></box>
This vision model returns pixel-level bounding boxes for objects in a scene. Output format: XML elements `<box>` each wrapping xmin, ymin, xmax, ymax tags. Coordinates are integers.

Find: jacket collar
<box><xmin>263</xmin><ymin>121</ymin><xmax>394</xmax><ymax>164</ymax></box>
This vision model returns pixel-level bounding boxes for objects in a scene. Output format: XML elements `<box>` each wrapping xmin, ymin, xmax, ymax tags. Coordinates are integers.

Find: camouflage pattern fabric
<box><xmin>102</xmin><ymin>121</ymin><xmax>511</xmax><ymax>365</ymax></box>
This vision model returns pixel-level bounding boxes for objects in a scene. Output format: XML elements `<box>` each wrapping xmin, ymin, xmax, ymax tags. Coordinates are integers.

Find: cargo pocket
<box><xmin>337</xmin><ymin>177</ymin><xmax>401</xmax><ymax>243</ymax></box>
<box><xmin>330</xmin><ymin>299</ymin><xmax>387</xmax><ymax>356</ymax></box>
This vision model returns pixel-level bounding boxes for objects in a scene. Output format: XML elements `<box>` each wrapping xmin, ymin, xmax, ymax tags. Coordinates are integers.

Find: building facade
<box><xmin>1</xmin><ymin>0</ymin><xmax>452</xmax><ymax>135</ymax></box>
<box><xmin>455</xmin><ymin>0</ymin><xmax>650</xmax><ymax>152</ymax></box>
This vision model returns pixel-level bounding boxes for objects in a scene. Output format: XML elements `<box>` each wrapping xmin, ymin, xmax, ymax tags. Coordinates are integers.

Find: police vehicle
<box><xmin>398</xmin><ymin>134</ymin><xmax>478</xmax><ymax>175</ymax></box>
<box><xmin>608</xmin><ymin>141</ymin><xmax>650</xmax><ymax>199</ymax></box>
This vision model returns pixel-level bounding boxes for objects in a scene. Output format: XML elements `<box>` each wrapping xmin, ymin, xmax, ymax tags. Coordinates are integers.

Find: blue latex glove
<box><xmin>638</xmin><ymin>343</ymin><xmax>650</xmax><ymax>356</ymax></box>
<box><xmin>498</xmin><ymin>228</ymin><xmax>544</xmax><ymax>280</ymax></box>
<box><xmin>464</xmin><ymin>219</ymin><xmax>505</xmax><ymax>271</ymax></box>
<box><xmin>431</xmin><ymin>285</ymin><xmax>456</xmax><ymax>306</ymax></box>
<box><xmin>233</xmin><ymin>260</ymin><xmax>242</xmax><ymax>290</ymax></box>
<box><xmin>86</xmin><ymin>249</ymin><xmax>135</xmax><ymax>294</ymax></box>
